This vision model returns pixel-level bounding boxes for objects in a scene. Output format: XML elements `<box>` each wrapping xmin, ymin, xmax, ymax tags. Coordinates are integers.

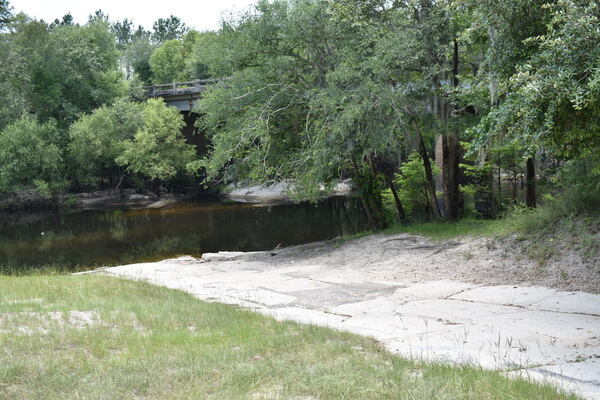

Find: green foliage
<box><xmin>552</xmin><ymin>158</ymin><xmax>600</xmax><ymax>214</ymax></box>
<box><xmin>0</xmin><ymin>10</ymin><xmax>210</xmax><ymax>198</ymax></box>
<box><xmin>194</xmin><ymin>0</ymin><xmax>344</xmax><ymax>195</ymax></box>
<box><xmin>391</xmin><ymin>153</ymin><xmax>440</xmax><ymax>221</ymax></box>
<box><xmin>125</xmin><ymin>74</ymin><xmax>147</xmax><ymax>101</ymax></box>
<box><xmin>0</xmin><ymin>18</ymin><xmax>125</xmax><ymax>129</ymax></box>
<box><xmin>194</xmin><ymin>0</ymin><xmax>488</xmax><ymax>226</ymax></box>
<box><xmin>0</xmin><ymin>115</ymin><xmax>65</xmax><ymax>196</ymax></box>
<box><xmin>149</xmin><ymin>39</ymin><xmax>187</xmax><ymax>84</ymax></box>
<box><xmin>0</xmin><ymin>0</ymin><xmax>12</xmax><ymax>28</ymax></box>
<box><xmin>195</xmin><ymin>0</ymin><xmax>416</xmax><ymax>218</ymax></box>
<box><xmin>148</xmin><ymin>32</ymin><xmax>199</xmax><ymax>84</ymax></box>
<box><xmin>383</xmin><ymin>151</ymin><xmax>443</xmax><ymax>223</ymax></box>
<box><xmin>495</xmin><ymin>160</ymin><xmax>600</xmax><ymax>267</ymax></box>
<box><xmin>111</xmin><ymin>18</ymin><xmax>133</xmax><ymax>49</ymax></box>
<box><xmin>116</xmin><ymin>99</ymin><xmax>195</xmax><ymax>186</ymax></box>
<box><xmin>496</xmin><ymin>159</ymin><xmax>599</xmax><ymax>240</ymax></box>
<box><xmin>475</xmin><ymin>0</ymin><xmax>600</xmax><ymax>160</ymax></box>
<box><xmin>68</xmin><ymin>98</ymin><xmax>144</xmax><ymax>189</ymax></box>
<box><xmin>0</xmin><ymin>0</ymin><xmax>596</xmax><ymax>226</ymax></box>
<box><xmin>186</xmin><ymin>31</ymin><xmax>218</xmax><ymax>79</ymax></box>
<box><xmin>123</xmin><ymin>36</ymin><xmax>155</xmax><ymax>83</ymax></box>
<box><xmin>151</xmin><ymin>15</ymin><xmax>187</xmax><ymax>43</ymax></box>
<box><xmin>462</xmin><ymin>161</ymin><xmax>498</xmax><ymax>218</ymax></box>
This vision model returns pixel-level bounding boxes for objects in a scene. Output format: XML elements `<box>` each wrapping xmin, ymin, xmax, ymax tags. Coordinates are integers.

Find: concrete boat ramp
<box><xmin>100</xmin><ymin>238</ymin><xmax>600</xmax><ymax>399</ymax></box>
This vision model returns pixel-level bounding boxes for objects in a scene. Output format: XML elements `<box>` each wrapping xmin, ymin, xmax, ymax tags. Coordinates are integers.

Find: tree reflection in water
<box><xmin>0</xmin><ymin>197</ymin><xmax>366</xmax><ymax>272</ymax></box>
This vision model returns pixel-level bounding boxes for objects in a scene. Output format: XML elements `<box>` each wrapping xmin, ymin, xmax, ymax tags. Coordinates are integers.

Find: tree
<box><xmin>0</xmin><ymin>23</ymin><xmax>28</xmax><ymax>128</ymax></box>
<box><xmin>335</xmin><ymin>0</ymin><xmax>458</xmax><ymax>220</ymax></box>
<box><xmin>88</xmin><ymin>9</ymin><xmax>109</xmax><ymax>24</ymax></box>
<box><xmin>0</xmin><ymin>115</ymin><xmax>65</xmax><ymax>196</ymax></box>
<box><xmin>475</xmin><ymin>0</ymin><xmax>600</xmax><ymax>208</ymax></box>
<box><xmin>116</xmin><ymin>99</ymin><xmax>196</xmax><ymax>194</ymax></box>
<box><xmin>112</xmin><ymin>18</ymin><xmax>133</xmax><ymax>49</ymax></box>
<box><xmin>511</xmin><ymin>0</ymin><xmax>600</xmax><ymax>160</ymax></box>
<box><xmin>2</xmin><ymin>18</ymin><xmax>125</xmax><ymax>129</ymax></box>
<box><xmin>187</xmin><ymin>31</ymin><xmax>219</xmax><ymax>79</ymax></box>
<box><xmin>469</xmin><ymin>0</ymin><xmax>556</xmax><ymax>209</ymax></box>
<box><xmin>68</xmin><ymin>98</ymin><xmax>144</xmax><ymax>189</ymax></box>
<box><xmin>124</xmin><ymin>36</ymin><xmax>155</xmax><ymax>82</ymax></box>
<box><xmin>151</xmin><ymin>15</ymin><xmax>187</xmax><ymax>43</ymax></box>
<box><xmin>149</xmin><ymin>39</ymin><xmax>187</xmax><ymax>84</ymax></box>
<box><xmin>148</xmin><ymin>31</ymin><xmax>201</xmax><ymax>84</ymax></box>
<box><xmin>0</xmin><ymin>0</ymin><xmax>12</xmax><ymax>28</ymax></box>
<box><xmin>132</xmin><ymin>25</ymin><xmax>149</xmax><ymax>40</ymax></box>
<box><xmin>50</xmin><ymin>13</ymin><xmax>74</xmax><ymax>29</ymax></box>
<box><xmin>195</xmin><ymin>0</ymin><xmax>406</xmax><ymax>226</ymax></box>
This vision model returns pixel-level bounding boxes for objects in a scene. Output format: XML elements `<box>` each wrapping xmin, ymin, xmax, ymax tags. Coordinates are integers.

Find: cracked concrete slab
<box><xmin>104</xmin><ymin>243</ymin><xmax>600</xmax><ymax>399</ymax></box>
<box><xmin>451</xmin><ymin>285</ymin><xmax>600</xmax><ymax>315</ymax></box>
<box><xmin>509</xmin><ymin>359</ymin><xmax>600</xmax><ymax>400</ymax></box>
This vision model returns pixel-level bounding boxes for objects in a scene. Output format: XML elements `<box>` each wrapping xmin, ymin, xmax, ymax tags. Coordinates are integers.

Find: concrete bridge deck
<box><xmin>145</xmin><ymin>78</ymin><xmax>220</xmax><ymax>110</ymax></box>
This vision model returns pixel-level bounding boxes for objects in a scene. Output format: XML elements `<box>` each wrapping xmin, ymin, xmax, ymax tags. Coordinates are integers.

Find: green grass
<box><xmin>383</xmin><ymin>217</ymin><xmax>499</xmax><ymax>240</ymax></box>
<box><xmin>0</xmin><ymin>275</ymin><xmax>581</xmax><ymax>400</ymax></box>
<box><xmin>346</xmin><ymin>193</ymin><xmax>598</xmax><ymax>245</ymax></box>
<box><xmin>499</xmin><ymin>204</ymin><xmax>600</xmax><ymax>267</ymax></box>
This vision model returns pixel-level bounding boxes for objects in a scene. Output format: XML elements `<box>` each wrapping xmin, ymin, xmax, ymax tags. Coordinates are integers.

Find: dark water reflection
<box><xmin>0</xmin><ymin>197</ymin><xmax>367</xmax><ymax>272</ymax></box>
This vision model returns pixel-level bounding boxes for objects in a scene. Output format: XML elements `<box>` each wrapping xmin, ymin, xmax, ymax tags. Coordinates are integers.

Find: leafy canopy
<box><xmin>68</xmin><ymin>98</ymin><xmax>145</xmax><ymax>189</ymax></box>
<box><xmin>0</xmin><ymin>115</ymin><xmax>65</xmax><ymax>196</ymax></box>
<box><xmin>117</xmin><ymin>99</ymin><xmax>196</xmax><ymax>183</ymax></box>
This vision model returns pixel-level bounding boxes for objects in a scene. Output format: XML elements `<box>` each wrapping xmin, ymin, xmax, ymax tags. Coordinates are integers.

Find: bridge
<box><xmin>145</xmin><ymin>78</ymin><xmax>220</xmax><ymax>110</ymax></box>
<box><xmin>145</xmin><ymin>78</ymin><xmax>221</xmax><ymax>153</ymax></box>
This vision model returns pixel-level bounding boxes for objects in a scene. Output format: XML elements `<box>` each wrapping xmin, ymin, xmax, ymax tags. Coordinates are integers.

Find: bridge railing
<box><xmin>145</xmin><ymin>78</ymin><xmax>222</xmax><ymax>98</ymax></box>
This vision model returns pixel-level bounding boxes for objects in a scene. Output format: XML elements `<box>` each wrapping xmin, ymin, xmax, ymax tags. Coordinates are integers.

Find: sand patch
<box><xmin>0</xmin><ymin>310</ymin><xmax>144</xmax><ymax>335</ymax></box>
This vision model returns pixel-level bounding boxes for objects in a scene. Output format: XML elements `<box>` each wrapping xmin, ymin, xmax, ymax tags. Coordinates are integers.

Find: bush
<box><xmin>0</xmin><ymin>115</ymin><xmax>66</xmax><ymax>196</ymax></box>
<box><xmin>116</xmin><ymin>99</ymin><xmax>196</xmax><ymax>194</ymax></box>
<box><xmin>498</xmin><ymin>159</ymin><xmax>600</xmax><ymax>261</ymax></box>
<box><xmin>383</xmin><ymin>152</ymin><xmax>440</xmax><ymax>222</ymax></box>
<box><xmin>68</xmin><ymin>98</ymin><xmax>144</xmax><ymax>189</ymax></box>
<box><xmin>554</xmin><ymin>158</ymin><xmax>600</xmax><ymax>214</ymax></box>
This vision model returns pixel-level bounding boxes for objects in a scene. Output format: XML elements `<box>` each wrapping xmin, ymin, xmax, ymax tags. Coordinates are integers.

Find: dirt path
<box><xmin>99</xmin><ymin>233</ymin><xmax>600</xmax><ymax>399</ymax></box>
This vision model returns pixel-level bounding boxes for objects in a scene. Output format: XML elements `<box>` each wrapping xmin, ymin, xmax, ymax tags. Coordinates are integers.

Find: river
<box><xmin>0</xmin><ymin>197</ymin><xmax>367</xmax><ymax>273</ymax></box>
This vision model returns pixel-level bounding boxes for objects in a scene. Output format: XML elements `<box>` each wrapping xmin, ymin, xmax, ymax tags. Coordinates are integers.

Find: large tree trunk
<box><xmin>442</xmin><ymin>133</ymin><xmax>461</xmax><ymax>221</ymax></box>
<box><xmin>441</xmin><ymin>134</ymin><xmax>460</xmax><ymax>220</ymax></box>
<box><xmin>384</xmin><ymin>173</ymin><xmax>407</xmax><ymax>223</ymax></box>
<box><xmin>452</xmin><ymin>137</ymin><xmax>461</xmax><ymax>217</ymax></box>
<box><xmin>526</xmin><ymin>157</ymin><xmax>536</xmax><ymax>208</ymax></box>
<box><xmin>512</xmin><ymin>152</ymin><xmax>518</xmax><ymax>205</ymax></box>
<box><xmin>442</xmin><ymin>134</ymin><xmax>451</xmax><ymax>219</ymax></box>
<box><xmin>441</xmin><ymin>37</ymin><xmax>462</xmax><ymax>221</ymax></box>
<box><xmin>417</xmin><ymin>127</ymin><xmax>442</xmax><ymax>220</ymax></box>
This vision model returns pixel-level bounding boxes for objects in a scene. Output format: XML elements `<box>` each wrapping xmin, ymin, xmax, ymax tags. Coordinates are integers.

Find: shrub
<box><xmin>383</xmin><ymin>152</ymin><xmax>440</xmax><ymax>222</ymax></box>
<box><xmin>0</xmin><ymin>115</ymin><xmax>66</xmax><ymax>197</ymax></box>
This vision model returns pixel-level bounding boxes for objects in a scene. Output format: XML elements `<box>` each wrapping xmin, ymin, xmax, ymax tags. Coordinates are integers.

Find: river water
<box><xmin>0</xmin><ymin>197</ymin><xmax>366</xmax><ymax>272</ymax></box>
